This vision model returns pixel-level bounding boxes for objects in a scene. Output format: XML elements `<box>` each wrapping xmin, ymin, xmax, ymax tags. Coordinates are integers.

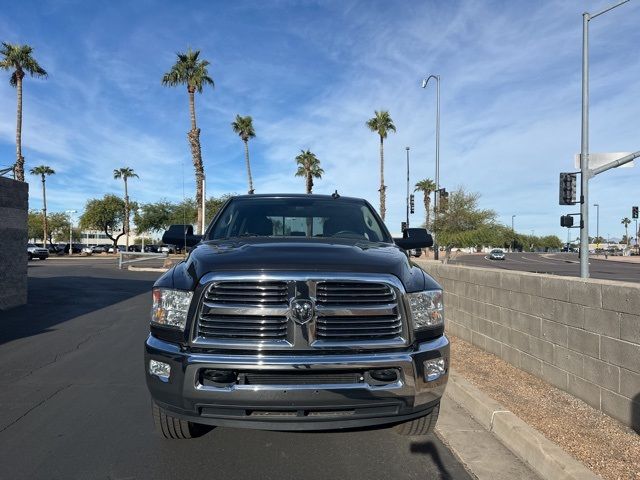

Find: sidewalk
<box><xmin>449</xmin><ymin>336</ymin><xmax>639</xmax><ymax>480</ymax></box>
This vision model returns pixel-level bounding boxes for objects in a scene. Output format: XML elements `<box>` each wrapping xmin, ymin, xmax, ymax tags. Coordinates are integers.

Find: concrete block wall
<box><xmin>417</xmin><ymin>260</ymin><xmax>640</xmax><ymax>432</ymax></box>
<box><xmin>0</xmin><ymin>177</ymin><xmax>28</xmax><ymax>310</ymax></box>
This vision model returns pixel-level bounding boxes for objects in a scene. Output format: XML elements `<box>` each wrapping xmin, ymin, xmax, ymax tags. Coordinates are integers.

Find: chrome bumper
<box><xmin>144</xmin><ymin>334</ymin><xmax>449</xmax><ymax>430</ymax></box>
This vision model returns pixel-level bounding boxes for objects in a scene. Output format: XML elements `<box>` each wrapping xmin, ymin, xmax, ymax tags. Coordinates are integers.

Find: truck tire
<box><xmin>394</xmin><ymin>404</ymin><xmax>440</xmax><ymax>436</ymax></box>
<box><xmin>152</xmin><ymin>402</ymin><xmax>209</xmax><ymax>439</ymax></box>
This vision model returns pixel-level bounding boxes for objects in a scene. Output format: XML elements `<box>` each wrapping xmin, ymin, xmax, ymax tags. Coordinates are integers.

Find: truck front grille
<box><xmin>194</xmin><ymin>276</ymin><xmax>407</xmax><ymax>349</ymax></box>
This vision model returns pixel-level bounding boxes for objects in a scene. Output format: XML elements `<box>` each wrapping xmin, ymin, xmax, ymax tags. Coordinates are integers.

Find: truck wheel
<box><xmin>152</xmin><ymin>402</ymin><xmax>209</xmax><ymax>439</ymax></box>
<box><xmin>28</xmin><ymin>253</ymin><xmax>33</xmax><ymax>261</ymax></box>
<box><xmin>394</xmin><ymin>404</ymin><xmax>440</xmax><ymax>436</ymax></box>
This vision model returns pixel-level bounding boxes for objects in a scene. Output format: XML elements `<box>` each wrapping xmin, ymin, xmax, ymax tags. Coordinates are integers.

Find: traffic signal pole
<box><xmin>579</xmin><ymin>0</ymin><xmax>632</xmax><ymax>278</ymax></box>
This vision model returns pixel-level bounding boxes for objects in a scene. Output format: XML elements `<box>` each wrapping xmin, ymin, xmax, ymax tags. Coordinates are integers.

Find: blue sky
<box><xmin>1</xmin><ymin>0</ymin><xmax>640</xmax><ymax>240</ymax></box>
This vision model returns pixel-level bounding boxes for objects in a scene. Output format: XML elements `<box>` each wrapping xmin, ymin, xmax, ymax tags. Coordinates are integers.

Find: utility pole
<box><xmin>422</xmin><ymin>75</ymin><xmax>441</xmax><ymax>260</ymax></box>
<box><xmin>406</xmin><ymin>147</ymin><xmax>410</xmax><ymax>228</ymax></box>
<box><xmin>594</xmin><ymin>203</ymin><xmax>600</xmax><ymax>255</ymax></box>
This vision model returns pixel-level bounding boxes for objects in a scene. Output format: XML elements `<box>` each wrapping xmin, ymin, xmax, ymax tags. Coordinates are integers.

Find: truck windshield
<box><xmin>209</xmin><ymin>197</ymin><xmax>391</xmax><ymax>243</ymax></box>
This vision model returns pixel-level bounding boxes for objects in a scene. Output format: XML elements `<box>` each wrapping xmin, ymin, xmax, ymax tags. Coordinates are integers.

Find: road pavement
<box><xmin>449</xmin><ymin>252</ymin><xmax>640</xmax><ymax>283</ymax></box>
<box><xmin>0</xmin><ymin>259</ymin><xmax>474</xmax><ymax>480</ymax></box>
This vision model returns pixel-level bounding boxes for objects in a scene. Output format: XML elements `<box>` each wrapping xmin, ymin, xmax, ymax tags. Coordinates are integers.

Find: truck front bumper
<box><xmin>144</xmin><ymin>334</ymin><xmax>449</xmax><ymax>431</ymax></box>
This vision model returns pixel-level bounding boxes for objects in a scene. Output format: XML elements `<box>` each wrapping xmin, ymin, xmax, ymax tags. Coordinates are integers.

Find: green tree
<box><xmin>621</xmin><ymin>217</ymin><xmax>631</xmax><ymax>246</ymax></box>
<box><xmin>27</xmin><ymin>210</ymin><xmax>43</xmax><ymax>241</ymax></box>
<box><xmin>113</xmin><ymin>167</ymin><xmax>139</xmax><ymax>248</ymax></box>
<box><xmin>294</xmin><ymin>149</ymin><xmax>324</xmax><ymax>194</ymax></box>
<box><xmin>134</xmin><ymin>200</ymin><xmax>176</xmax><ymax>234</ymax></box>
<box><xmin>0</xmin><ymin>43</ymin><xmax>47</xmax><ymax>182</ymax></box>
<box><xmin>162</xmin><ymin>48</ymin><xmax>214</xmax><ymax>234</ymax></box>
<box><xmin>79</xmin><ymin>195</ymin><xmax>134</xmax><ymax>249</ymax></box>
<box><xmin>366</xmin><ymin>110</ymin><xmax>396</xmax><ymax>221</ymax></box>
<box><xmin>231</xmin><ymin>115</ymin><xmax>256</xmax><ymax>194</ymax></box>
<box><xmin>47</xmin><ymin>212</ymin><xmax>71</xmax><ymax>244</ymax></box>
<box><xmin>29</xmin><ymin>165</ymin><xmax>55</xmax><ymax>247</ymax></box>
<box><xmin>414</xmin><ymin>178</ymin><xmax>436</xmax><ymax>229</ymax></box>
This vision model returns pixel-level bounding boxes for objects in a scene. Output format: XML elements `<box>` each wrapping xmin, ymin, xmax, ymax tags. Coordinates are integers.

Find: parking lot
<box><xmin>0</xmin><ymin>258</ymin><xmax>473</xmax><ymax>480</ymax></box>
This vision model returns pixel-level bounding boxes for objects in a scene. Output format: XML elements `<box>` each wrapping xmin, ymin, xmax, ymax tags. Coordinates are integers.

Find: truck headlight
<box><xmin>151</xmin><ymin>288</ymin><xmax>193</xmax><ymax>330</ymax></box>
<box><xmin>406</xmin><ymin>290</ymin><xmax>444</xmax><ymax>330</ymax></box>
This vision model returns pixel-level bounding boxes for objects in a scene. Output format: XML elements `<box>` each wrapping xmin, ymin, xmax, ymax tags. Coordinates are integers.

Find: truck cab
<box><xmin>145</xmin><ymin>194</ymin><xmax>448</xmax><ymax>438</ymax></box>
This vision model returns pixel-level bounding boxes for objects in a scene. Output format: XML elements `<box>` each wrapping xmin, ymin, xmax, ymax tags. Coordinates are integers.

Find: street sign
<box><xmin>574</xmin><ymin>152</ymin><xmax>634</xmax><ymax>169</ymax></box>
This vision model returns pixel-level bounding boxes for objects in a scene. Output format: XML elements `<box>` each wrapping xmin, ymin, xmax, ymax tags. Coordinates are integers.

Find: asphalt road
<box><xmin>449</xmin><ymin>252</ymin><xmax>640</xmax><ymax>283</ymax></box>
<box><xmin>0</xmin><ymin>258</ymin><xmax>471</xmax><ymax>480</ymax></box>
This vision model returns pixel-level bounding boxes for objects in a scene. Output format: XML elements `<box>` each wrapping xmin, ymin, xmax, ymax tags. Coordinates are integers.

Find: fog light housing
<box><xmin>424</xmin><ymin>358</ymin><xmax>446</xmax><ymax>382</ymax></box>
<box><xmin>149</xmin><ymin>360</ymin><xmax>171</xmax><ymax>382</ymax></box>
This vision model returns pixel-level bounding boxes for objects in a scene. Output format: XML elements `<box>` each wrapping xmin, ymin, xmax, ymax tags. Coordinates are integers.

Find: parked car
<box><xmin>62</xmin><ymin>243</ymin><xmax>83</xmax><ymax>254</ymax></box>
<box><xmin>144</xmin><ymin>245</ymin><xmax>159</xmax><ymax>253</ymax></box>
<box><xmin>27</xmin><ymin>243</ymin><xmax>49</xmax><ymax>260</ymax></box>
<box><xmin>146</xmin><ymin>194</ymin><xmax>445</xmax><ymax>439</ymax></box>
<box><xmin>488</xmin><ymin>249</ymin><xmax>505</xmax><ymax>260</ymax></box>
<box><xmin>108</xmin><ymin>245</ymin><xmax>126</xmax><ymax>253</ymax></box>
<box><xmin>158</xmin><ymin>244</ymin><xmax>182</xmax><ymax>254</ymax></box>
<box><xmin>127</xmin><ymin>245</ymin><xmax>142</xmax><ymax>252</ymax></box>
<box><xmin>91</xmin><ymin>245</ymin><xmax>110</xmax><ymax>254</ymax></box>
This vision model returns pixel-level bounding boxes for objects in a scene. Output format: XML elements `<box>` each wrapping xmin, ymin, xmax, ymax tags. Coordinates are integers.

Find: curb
<box><xmin>446</xmin><ymin>370</ymin><xmax>601</xmax><ymax>480</ymax></box>
<box><xmin>127</xmin><ymin>266</ymin><xmax>168</xmax><ymax>272</ymax></box>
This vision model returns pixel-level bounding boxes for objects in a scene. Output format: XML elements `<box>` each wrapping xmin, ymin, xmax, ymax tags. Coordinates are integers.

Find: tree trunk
<box><xmin>379</xmin><ymin>136</ymin><xmax>386</xmax><ymax>221</ymax></box>
<box><xmin>15</xmin><ymin>75</ymin><xmax>25</xmax><ymax>182</ymax></box>
<box><xmin>424</xmin><ymin>194</ymin><xmax>431</xmax><ymax>229</ymax></box>
<box><xmin>244</xmin><ymin>139</ymin><xmax>254</xmax><ymax>194</ymax></box>
<box><xmin>41</xmin><ymin>175</ymin><xmax>48</xmax><ymax>247</ymax></box>
<box><xmin>306</xmin><ymin>172</ymin><xmax>313</xmax><ymax>194</ymax></box>
<box><xmin>124</xmin><ymin>178</ymin><xmax>129</xmax><ymax>248</ymax></box>
<box><xmin>187</xmin><ymin>90</ymin><xmax>204</xmax><ymax>234</ymax></box>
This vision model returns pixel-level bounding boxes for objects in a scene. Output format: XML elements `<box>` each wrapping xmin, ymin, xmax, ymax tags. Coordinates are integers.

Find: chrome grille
<box><xmin>315</xmin><ymin>282</ymin><xmax>401</xmax><ymax>341</ymax></box>
<box><xmin>204</xmin><ymin>281</ymin><xmax>288</xmax><ymax>305</ymax></box>
<box><xmin>199</xmin><ymin>314</ymin><xmax>287</xmax><ymax>340</ymax></box>
<box><xmin>316</xmin><ymin>282</ymin><xmax>396</xmax><ymax>305</ymax></box>
<box><xmin>195</xmin><ymin>275</ymin><xmax>406</xmax><ymax>349</ymax></box>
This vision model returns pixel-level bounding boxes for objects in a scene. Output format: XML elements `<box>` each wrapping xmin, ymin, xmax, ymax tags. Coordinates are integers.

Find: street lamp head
<box><xmin>421</xmin><ymin>78</ymin><xmax>428</xmax><ymax>88</ymax></box>
<box><xmin>406</xmin><ymin>146</ymin><xmax>410</xmax><ymax>151</ymax></box>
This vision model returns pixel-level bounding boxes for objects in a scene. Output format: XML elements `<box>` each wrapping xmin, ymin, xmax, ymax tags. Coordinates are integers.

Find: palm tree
<box><xmin>113</xmin><ymin>167</ymin><xmax>139</xmax><ymax>248</ymax></box>
<box><xmin>295</xmin><ymin>149</ymin><xmax>324</xmax><ymax>194</ymax></box>
<box><xmin>162</xmin><ymin>48</ymin><xmax>214</xmax><ymax>234</ymax></box>
<box><xmin>0</xmin><ymin>43</ymin><xmax>48</xmax><ymax>182</ymax></box>
<box><xmin>231</xmin><ymin>115</ymin><xmax>256</xmax><ymax>194</ymax></box>
<box><xmin>414</xmin><ymin>178</ymin><xmax>437</xmax><ymax>229</ymax></box>
<box><xmin>366</xmin><ymin>110</ymin><xmax>396</xmax><ymax>221</ymax></box>
<box><xmin>29</xmin><ymin>165</ymin><xmax>55</xmax><ymax>247</ymax></box>
<box><xmin>621</xmin><ymin>217</ymin><xmax>631</xmax><ymax>246</ymax></box>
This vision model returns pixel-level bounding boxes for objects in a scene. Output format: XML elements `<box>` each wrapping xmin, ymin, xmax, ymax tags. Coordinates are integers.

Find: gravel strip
<box><xmin>449</xmin><ymin>336</ymin><xmax>640</xmax><ymax>480</ymax></box>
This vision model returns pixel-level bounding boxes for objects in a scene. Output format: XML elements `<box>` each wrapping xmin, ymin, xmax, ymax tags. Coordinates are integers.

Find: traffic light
<box><xmin>560</xmin><ymin>215</ymin><xmax>574</xmax><ymax>227</ymax></box>
<box><xmin>401</xmin><ymin>221</ymin><xmax>407</xmax><ymax>232</ymax></box>
<box><xmin>409</xmin><ymin>194</ymin><xmax>415</xmax><ymax>214</ymax></box>
<box><xmin>559</xmin><ymin>173</ymin><xmax>577</xmax><ymax>205</ymax></box>
<box><xmin>633</xmin><ymin>206</ymin><xmax>639</xmax><ymax>219</ymax></box>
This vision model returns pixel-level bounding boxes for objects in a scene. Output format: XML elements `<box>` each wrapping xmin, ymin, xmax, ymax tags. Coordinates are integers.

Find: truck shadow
<box><xmin>0</xmin><ymin>275</ymin><xmax>154</xmax><ymax>345</ymax></box>
<box><xmin>410</xmin><ymin>439</ymin><xmax>453</xmax><ymax>479</ymax></box>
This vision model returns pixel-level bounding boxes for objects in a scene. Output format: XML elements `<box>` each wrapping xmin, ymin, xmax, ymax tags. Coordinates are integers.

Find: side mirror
<box><xmin>162</xmin><ymin>224</ymin><xmax>203</xmax><ymax>248</ymax></box>
<box><xmin>394</xmin><ymin>228</ymin><xmax>433</xmax><ymax>250</ymax></box>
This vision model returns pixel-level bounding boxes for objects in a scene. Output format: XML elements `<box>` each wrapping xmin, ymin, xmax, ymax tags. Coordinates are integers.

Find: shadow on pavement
<box><xmin>0</xmin><ymin>275</ymin><xmax>153</xmax><ymax>345</ymax></box>
<box><xmin>410</xmin><ymin>439</ymin><xmax>453</xmax><ymax>479</ymax></box>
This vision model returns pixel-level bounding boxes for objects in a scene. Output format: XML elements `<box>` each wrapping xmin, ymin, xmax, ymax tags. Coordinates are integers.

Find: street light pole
<box><xmin>422</xmin><ymin>74</ymin><xmax>441</xmax><ymax>260</ymax></box>
<box><xmin>406</xmin><ymin>147</ymin><xmax>410</xmax><ymax>228</ymax></box>
<box><xmin>65</xmin><ymin>210</ymin><xmax>77</xmax><ymax>256</ymax></box>
<box><xmin>511</xmin><ymin>214</ymin><xmax>516</xmax><ymax>252</ymax></box>
<box><xmin>579</xmin><ymin>0</ymin><xmax>630</xmax><ymax>278</ymax></box>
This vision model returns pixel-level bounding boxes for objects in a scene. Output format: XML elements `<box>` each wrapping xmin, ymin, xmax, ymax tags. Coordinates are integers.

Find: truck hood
<box><xmin>163</xmin><ymin>238</ymin><xmax>437</xmax><ymax>292</ymax></box>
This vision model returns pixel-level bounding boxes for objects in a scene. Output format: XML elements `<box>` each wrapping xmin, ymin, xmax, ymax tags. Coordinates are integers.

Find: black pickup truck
<box><xmin>145</xmin><ymin>194</ymin><xmax>448</xmax><ymax>439</ymax></box>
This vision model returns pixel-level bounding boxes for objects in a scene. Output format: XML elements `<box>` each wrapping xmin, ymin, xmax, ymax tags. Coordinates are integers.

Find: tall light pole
<box><xmin>579</xmin><ymin>0</ymin><xmax>630</xmax><ymax>277</ymax></box>
<box><xmin>405</xmin><ymin>147</ymin><xmax>410</xmax><ymax>228</ymax></box>
<box><xmin>511</xmin><ymin>214</ymin><xmax>516</xmax><ymax>252</ymax></box>
<box><xmin>422</xmin><ymin>74</ymin><xmax>441</xmax><ymax>259</ymax></box>
<box><xmin>593</xmin><ymin>203</ymin><xmax>600</xmax><ymax>255</ymax></box>
<box><xmin>65</xmin><ymin>210</ymin><xmax>77</xmax><ymax>256</ymax></box>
